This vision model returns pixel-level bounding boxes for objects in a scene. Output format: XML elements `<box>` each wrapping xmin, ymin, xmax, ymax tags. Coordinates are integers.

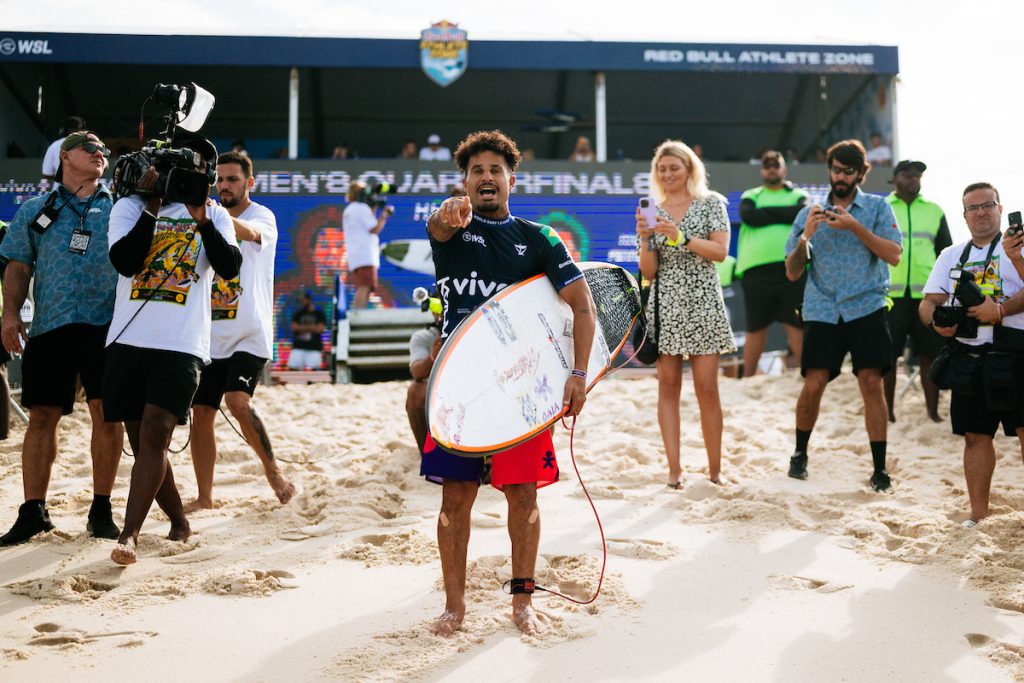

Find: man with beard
<box><xmin>783</xmin><ymin>139</ymin><xmax>902</xmax><ymax>491</ymax></box>
<box><xmin>185</xmin><ymin>151</ymin><xmax>295</xmax><ymax>512</ymax></box>
<box><xmin>883</xmin><ymin>160</ymin><xmax>951</xmax><ymax>423</ymax></box>
<box><xmin>424</xmin><ymin>129</ymin><xmax>595</xmax><ymax>637</ymax></box>
<box><xmin>737</xmin><ymin>150</ymin><xmax>809</xmax><ymax>377</ymax></box>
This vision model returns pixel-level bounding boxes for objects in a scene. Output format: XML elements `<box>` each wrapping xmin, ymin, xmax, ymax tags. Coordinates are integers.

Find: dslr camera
<box><xmin>932</xmin><ymin>268</ymin><xmax>986</xmax><ymax>338</ymax></box>
<box><xmin>358</xmin><ymin>182</ymin><xmax>396</xmax><ymax>215</ymax></box>
<box><xmin>113</xmin><ymin>83</ymin><xmax>217</xmax><ymax>207</ymax></box>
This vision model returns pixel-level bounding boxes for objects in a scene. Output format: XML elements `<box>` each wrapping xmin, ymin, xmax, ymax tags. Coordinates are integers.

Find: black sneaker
<box><xmin>0</xmin><ymin>501</ymin><xmax>55</xmax><ymax>546</ymax></box>
<box><xmin>788</xmin><ymin>452</ymin><xmax>808</xmax><ymax>480</ymax></box>
<box><xmin>870</xmin><ymin>470</ymin><xmax>892</xmax><ymax>492</ymax></box>
<box><xmin>87</xmin><ymin>499</ymin><xmax>120</xmax><ymax>540</ymax></box>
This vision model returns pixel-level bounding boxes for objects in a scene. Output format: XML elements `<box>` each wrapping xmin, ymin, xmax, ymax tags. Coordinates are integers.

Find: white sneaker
<box><xmin>961</xmin><ymin>519</ymin><xmax>977</xmax><ymax>529</ymax></box>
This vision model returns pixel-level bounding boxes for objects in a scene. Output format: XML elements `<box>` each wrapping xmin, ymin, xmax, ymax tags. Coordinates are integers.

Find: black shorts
<box><xmin>21</xmin><ymin>323</ymin><xmax>109</xmax><ymax>414</ymax></box>
<box><xmin>802</xmin><ymin>308</ymin><xmax>893</xmax><ymax>381</ymax></box>
<box><xmin>192</xmin><ymin>352</ymin><xmax>267</xmax><ymax>408</ymax></box>
<box><xmin>887</xmin><ymin>295</ymin><xmax>944</xmax><ymax>361</ymax></box>
<box><xmin>102</xmin><ymin>343</ymin><xmax>203</xmax><ymax>425</ymax></box>
<box><xmin>740</xmin><ymin>263</ymin><xmax>805</xmax><ymax>331</ymax></box>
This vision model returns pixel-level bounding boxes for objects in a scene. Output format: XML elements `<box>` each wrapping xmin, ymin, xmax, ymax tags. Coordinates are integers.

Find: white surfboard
<box><xmin>427</xmin><ymin>262</ymin><xmax>642</xmax><ymax>456</ymax></box>
<box><xmin>380</xmin><ymin>239</ymin><xmax>435</xmax><ymax>276</ymax></box>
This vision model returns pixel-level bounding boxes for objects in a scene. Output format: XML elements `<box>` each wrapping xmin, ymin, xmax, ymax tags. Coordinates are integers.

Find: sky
<box><xmin>2</xmin><ymin>0</ymin><xmax>1018</xmax><ymax>240</ymax></box>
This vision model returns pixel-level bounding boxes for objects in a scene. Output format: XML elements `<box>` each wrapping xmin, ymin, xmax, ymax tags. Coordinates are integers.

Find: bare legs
<box><xmin>430</xmin><ymin>480</ymin><xmax>543</xmax><ymax>637</ymax></box>
<box><xmin>885</xmin><ymin>354</ymin><xmax>941</xmax><ymax>423</ymax></box>
<box><xmin>406</xmin><ymin>380</ymin><xmax>428</xmax><ymax>453</ymax></box>
<box><xmin>742</xmin><ymin>324</ymin><xmax>802</xmax><ymax>378</ymax></box>
<box><xmin>353</xmin><ymin>285</ymin><xmax>371</xmax><ymax>309</ymax></box>
<box><xmin>963</xmin><ymin>432</ymin><xmax>996</xmax><ymax>523</ymax></box>
<box><xmin>112</xmin><ymin>404</ymin><xmax>190</xmax><ymax>565</ymax></box>
<box><xmin>185</xmin><ymin>393</ymin><xmax>294</xmax><ymax>512</ymax></box>
<box><xmin>431</xmin><ymin>480</ymin><xmax>477</xmax><ymax>636</ymax></box>
<box><xmin>656</xmin><ymin>354</ymin><xmax>724</xmax><ymax>484</ymax></box>
<box><xmin>87</xmin><ymin>399</ymin><xmax>123</xmax><ymax>496</ymax></box>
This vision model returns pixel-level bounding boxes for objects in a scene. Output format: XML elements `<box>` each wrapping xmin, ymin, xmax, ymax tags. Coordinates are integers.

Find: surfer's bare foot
<box><xmin>111</xmin><ymin>538</ymin><xmax>137</xmax><ymax>565</ymax></box>
<box><xmin>182</xmin><ymin>498</ymin><xmax>213</xmax><ymax>514</ymax></box>
<box><xmin>512</xmin><ymin>597</ymin><xmax>544</xmax><ymax>636</ymax></box>
<box><xmin>269</xmin><ymin>473</ymin><xmax>296</xmax><ymax>504</ymax></box>
<box><xmin>429</xmin><ymin>608</ymin><xmax>465</xmax><ymax>637</ymax></box>
<box><xmin>168</xmin><ymin>519</ymin><xmax>191</xmax><ymax>542</ymax></box>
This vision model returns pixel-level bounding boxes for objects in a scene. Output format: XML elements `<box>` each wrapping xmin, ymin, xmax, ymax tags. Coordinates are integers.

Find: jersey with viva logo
<box><xmin>429</xmin><ymin>213</ymin><xmax>584</xmax><ymax>338</ymax></box>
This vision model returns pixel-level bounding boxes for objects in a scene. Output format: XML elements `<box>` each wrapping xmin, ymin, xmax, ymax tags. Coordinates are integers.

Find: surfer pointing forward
<box><xmin>424</xmin><ymin>130</ymin><xmax>596</xmax><ymax>636</ymax></box>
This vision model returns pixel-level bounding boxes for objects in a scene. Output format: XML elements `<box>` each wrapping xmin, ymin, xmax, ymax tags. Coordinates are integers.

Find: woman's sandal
<box><xmin>666</xmin><ymin>481</ymin><xmax>682</xmax><ymax>490</ymax></box>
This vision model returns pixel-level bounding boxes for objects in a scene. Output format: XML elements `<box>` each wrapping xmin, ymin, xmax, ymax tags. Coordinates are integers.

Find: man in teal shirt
<box><xmin>0</xmin><ymin>131</ymin><xmax>123</xmax><ymax>545</ymax></box>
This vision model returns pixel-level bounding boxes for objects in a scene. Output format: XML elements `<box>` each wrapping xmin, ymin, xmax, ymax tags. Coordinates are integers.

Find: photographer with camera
<box><xmin>920</xmin><ymin>182</ymin><xmax>1024</xmax><ymax>527</ymax></box>
<box><xmin>343</xmin><ymin>180</ymin><xmax>393</xmax><ymax>309</ymax></box>
<box><xmin>0</xmin><ymin>131</ymin><xmax>124</xmax><ymax>546</ymax></box>
<box><xmin>783</xmin><ymin>139</ymin><xmax>902</xmax><ymax>491</ymax></box>
<box><xmin>102</xmin><ymin>134</ymin><xmax>241</xmax><ymax>565</ymax></box>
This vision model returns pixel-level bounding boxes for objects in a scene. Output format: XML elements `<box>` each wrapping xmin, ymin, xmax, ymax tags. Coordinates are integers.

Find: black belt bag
<box><xmin>947</xmin><ymin>351</ymin><xmax>982</xmax><ymax>397</ymax></box>
<box><xmin>982</xmin><ymin>350</ymin><xmax>1018</xmax><ymax>412</ymax></box>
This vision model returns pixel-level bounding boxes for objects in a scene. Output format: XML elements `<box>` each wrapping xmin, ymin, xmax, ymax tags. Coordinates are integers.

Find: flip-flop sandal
<box><xmin>666</xmin><ymin>482</ymin><xmax>682</xmax><ymax>490</ymax></box>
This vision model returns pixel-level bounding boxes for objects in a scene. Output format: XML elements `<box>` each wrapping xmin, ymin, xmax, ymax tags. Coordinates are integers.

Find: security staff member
<box><xmin>884</xmin><ymin>160</ymin><xmax>952</xmax><ymax>423</ymax></box>
<box><xmin>920</xmin><ymin>182</ymin><xmax>1024</xmax><ymax>527</ymax></box>
<box><xmin>737</xmin><ymin>150</ymin><xmax>809</xmax><ymax>377</ymax></box>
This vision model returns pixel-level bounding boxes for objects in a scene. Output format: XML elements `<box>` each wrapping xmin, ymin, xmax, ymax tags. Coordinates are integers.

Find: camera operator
<box><xmin>102</xmin><ymin>135</ymin><xmax>241</xmax><ymax>565</ymax></box>
<box><xmin>407</xmin><ymin>288</ymin><xmax>442</xmax><ymax>452</ymax></box>
<box><xmin>343</xmin><ymin>180</ymin><xmax>392</xmax><ymax>309</ymax></box>
<box><xmin>0</xmin><ymin>131</ymin><xmax>123</xmax><ymax>546</ymax></box>
<box><xmin>920</xmin><ymin>182</ymin><xmax>1024</xmax><ymax>527</ymax></box>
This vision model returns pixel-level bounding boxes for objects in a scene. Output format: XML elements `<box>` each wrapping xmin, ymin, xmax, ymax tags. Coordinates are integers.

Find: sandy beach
<box><xmin>2</xmin><ymin>371</ymin><xmax>1024</xmax><ymax>681</ymax></box>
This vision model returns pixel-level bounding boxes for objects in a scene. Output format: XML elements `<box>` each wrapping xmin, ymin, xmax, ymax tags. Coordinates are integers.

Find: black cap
<box><xmin>893</xmin><ymin>160</ymin><xmax>926</xmax><ymax>176</ymax></box>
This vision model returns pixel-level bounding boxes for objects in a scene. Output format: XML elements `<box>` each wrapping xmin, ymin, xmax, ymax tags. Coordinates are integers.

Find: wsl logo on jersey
<box><xmin>420</xmin><ymin>21</ymin><xmax>468</xmax><ymax>88</ymax></box>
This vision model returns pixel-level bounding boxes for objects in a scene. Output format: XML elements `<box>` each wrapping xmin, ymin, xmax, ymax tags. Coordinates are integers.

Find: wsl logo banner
<box><xmin>420</xmin><ymin>21</ymin><xmax>468</xmax><ymax>88</ymax></box>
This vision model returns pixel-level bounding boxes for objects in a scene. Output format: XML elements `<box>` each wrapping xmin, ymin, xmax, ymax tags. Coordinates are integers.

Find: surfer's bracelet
<box><xmin>571</xmin><ymin>369</ymin><xmax>587</xmax><ymax>380</ymax></box>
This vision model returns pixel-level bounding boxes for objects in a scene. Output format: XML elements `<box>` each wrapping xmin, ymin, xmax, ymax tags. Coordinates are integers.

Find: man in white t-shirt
<box><xmin>186</xmin><ymin>152</ymin><xmax>296</xmax><ymax>512</ymax></box>
<box><xmin>418</xmin><ymin>133</ymin><xmax>452</xmax><ymax>161</ymax></box>
<box><xmin>343</xmin><ymin>181</ymin><xmax>392</xmax><ymax>308</ymax></box>
<box><xmin>101</xmin><ymin>136</ymin><xmax>242</xmax><ymax>565</ymax></box>
<box><xmin>42</xmin><ymin>116</ymin><xmax>87</xmax><ymax>178</ymax></box>
<box><xmin>920</xmin><ymin>181</ymin><xmax>1024</xmax><ymax>527</ymax></box>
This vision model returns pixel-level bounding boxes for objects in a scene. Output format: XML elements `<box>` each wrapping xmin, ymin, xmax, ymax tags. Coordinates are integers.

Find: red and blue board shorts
<box><xmin>420</xmin><ymin>429</ymin><xmax>559</xmax><ymax>490</ymax></box>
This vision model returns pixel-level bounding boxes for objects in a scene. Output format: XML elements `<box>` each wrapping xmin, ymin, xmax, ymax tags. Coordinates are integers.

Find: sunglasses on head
<box><xmin>74</xmin><ymin>141</ymin><xmax>111</xmax><ymax>157</ymax></box>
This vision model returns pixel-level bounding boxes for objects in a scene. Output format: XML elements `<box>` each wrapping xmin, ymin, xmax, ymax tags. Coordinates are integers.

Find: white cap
<box><xmin>427</xmin><ymin>134</ymin><xmax>441</xmax><ymax>145</ymax></box>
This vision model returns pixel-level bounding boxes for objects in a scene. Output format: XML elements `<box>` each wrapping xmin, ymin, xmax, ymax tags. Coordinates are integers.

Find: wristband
<box><xmin>664</xmin><ymin>231</ymin><xmax>681</xmax><ymax>247</ymax></box>
<box><xmin>570</xmin><ymin>369</ymin><xmax>587</xmax><ymax>380</ymax></box>
<box><xmin>999</xmin><ymin>302</ymin><xmax>1006</xmax><ymax>323</ymax></box>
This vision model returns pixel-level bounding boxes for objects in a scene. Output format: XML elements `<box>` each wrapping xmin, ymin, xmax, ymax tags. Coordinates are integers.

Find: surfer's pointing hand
<box><xmin>440</xmin><ymin>196</ymin><xmax>472</xmax><ymax>229</ymax></box>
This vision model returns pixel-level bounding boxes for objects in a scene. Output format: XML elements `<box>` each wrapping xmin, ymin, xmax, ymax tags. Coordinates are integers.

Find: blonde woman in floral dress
<box><xmin>636</xmin><ymin>140</ymin><xmax>736</xmax><ymax>487</ymax></box>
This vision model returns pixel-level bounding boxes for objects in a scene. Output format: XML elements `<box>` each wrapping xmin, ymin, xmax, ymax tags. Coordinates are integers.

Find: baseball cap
<box><xmin>427</xmin><ymin>134</ymin><xmax>441</xmax><ymax>145</ymax></box>
<box><xmin>61</xmin><ymin>130</ymin><xmax>105</xmax><ymax>152</ymax></box>
<box><xmin>893</xmin><ymin>160</ymin><xmax>926</xmax><ymax>176</ymax></box>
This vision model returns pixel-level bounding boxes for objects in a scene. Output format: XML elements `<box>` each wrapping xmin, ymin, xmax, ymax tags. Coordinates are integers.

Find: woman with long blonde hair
<box><xmin>636</xmin><ymin>140</ymin><xmax>736</xmax><ymax>487</ymax></box>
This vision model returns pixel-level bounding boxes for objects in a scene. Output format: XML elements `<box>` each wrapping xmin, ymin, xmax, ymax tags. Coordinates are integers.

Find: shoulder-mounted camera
<box><xmin>112</xmin><ymin>83</ymin><xmax>217</xmax><ymax>207</ymax></box>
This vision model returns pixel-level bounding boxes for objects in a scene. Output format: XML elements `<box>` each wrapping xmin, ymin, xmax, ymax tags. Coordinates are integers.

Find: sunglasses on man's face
<box><xmin>74</xmin><ymin>141</ymin><xmax>111</xmax><ymax>157</ymax></box>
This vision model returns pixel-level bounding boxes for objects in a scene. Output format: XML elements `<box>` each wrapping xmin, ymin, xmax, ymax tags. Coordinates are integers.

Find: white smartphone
<box><xmin>638</xmin><ymin>197</ymin><xmax>658</xmax><ymax>229</ymax></box>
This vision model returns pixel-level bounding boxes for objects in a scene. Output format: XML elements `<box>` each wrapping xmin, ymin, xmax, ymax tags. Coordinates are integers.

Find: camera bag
<box><xmin>982</xmin><ymin>351</ymin><xmax>1017</xmax><ymax>412</ymax></box>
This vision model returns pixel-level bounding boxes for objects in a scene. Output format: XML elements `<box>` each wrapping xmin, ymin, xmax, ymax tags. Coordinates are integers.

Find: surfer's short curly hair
<box><xmin>454</xmin><ymin>130</ymin><xmax>522</xmax><ymax>175</ymax></box>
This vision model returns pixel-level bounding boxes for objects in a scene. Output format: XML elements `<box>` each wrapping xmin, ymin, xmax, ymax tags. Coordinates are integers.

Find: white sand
<box><xmin>2</xmin><ymin>373</ymin><xmax>1024</xmax><ymax>681</ymax></box>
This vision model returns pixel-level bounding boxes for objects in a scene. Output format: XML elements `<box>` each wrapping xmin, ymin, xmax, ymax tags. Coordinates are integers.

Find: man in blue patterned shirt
<box><xmin>784</xmin><ymin>139</ymin><xmax>902</xmax><ymax>491</ymax></box>
<box><xmin>0</xmin><ymin>131</ymin><xmax>123</xmax><ymax>545</ymax></box>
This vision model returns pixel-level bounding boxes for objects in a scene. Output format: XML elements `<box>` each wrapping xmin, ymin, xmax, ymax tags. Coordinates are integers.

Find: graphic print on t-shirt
<box><xmin>962</xmin><ymin>256</ymin><xmax>1004</xmax><ymax>300</ymax></box>
<box><xmin>211</xmin><ymin>275</ymin><xmax>242</xmax><ymax>320</ymax></box>
<box><xmin>131</xmin><ymin>216</ymin><xmax>203</xmax><ymax>305</ymax></box>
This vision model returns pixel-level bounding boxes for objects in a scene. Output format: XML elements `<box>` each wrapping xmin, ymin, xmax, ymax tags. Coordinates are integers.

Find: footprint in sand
<box><xmin>473</xmin><ymin>511</ymin><xmax>505</xmax><ymax>529</ymax></box>
<box><xmin>29</xmin><ymin>622</ymin><xmax>158</xmax><ymax>646</ymax></box>
<box><xmin>606</xmin><ymin>538</ymin><xmax>679</xmax><ymax>561</ymax></box>
<box><xmin>771</xmin><ymin>574</ymin><xmax>852</xmax><ymax>594</ymax></box>
<box><xmin>159</xmin><ymin>545</ymin><xmax>226</xmax><ymax>564</ymax></box>
<box><xmin>966</xmin><ymin>632</ymin><xmax>1024</xmax><ymax>661</ymax></box>
<box><xmin>279</xmin><ymin>522</ymin><xmax>335</xmax><ymax>541</ymax></box>
<box><xmin>8</xmin><ymin>574</ymin><xmax>118</xmax><ymax>603</ymax></box>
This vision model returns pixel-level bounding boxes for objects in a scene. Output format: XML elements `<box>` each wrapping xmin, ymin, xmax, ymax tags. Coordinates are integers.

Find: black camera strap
<box><xmin>957</xmin><ymin>232</ymin><xmax>1001</xmax><ymax>272</ymax></box>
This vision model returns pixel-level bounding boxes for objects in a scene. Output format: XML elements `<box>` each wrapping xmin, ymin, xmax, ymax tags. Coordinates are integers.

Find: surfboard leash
<box><xmin>501</xmin><ymin>414</ymin><xmax>607</xmax><ymax>605</ymax></box>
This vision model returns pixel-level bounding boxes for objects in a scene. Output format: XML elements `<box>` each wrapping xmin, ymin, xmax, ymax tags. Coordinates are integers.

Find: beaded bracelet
<box><xmin>570</xmin><ymin>369</ymin><xmax>587</xmax><ymax>380</ymax></box>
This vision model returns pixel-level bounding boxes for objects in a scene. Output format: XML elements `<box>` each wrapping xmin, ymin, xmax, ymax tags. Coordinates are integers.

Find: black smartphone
<box><xmin>1008</xmin><ymin>211</ymin><xmax>1022</xmax><ymax>236</ymax></box>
